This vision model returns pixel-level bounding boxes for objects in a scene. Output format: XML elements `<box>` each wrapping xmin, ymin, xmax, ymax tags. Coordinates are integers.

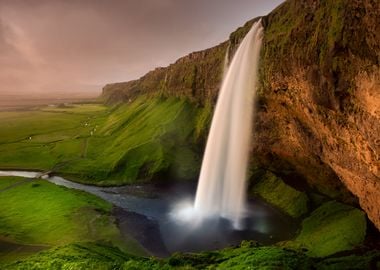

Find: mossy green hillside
<box><xmin>0</xmin><ymin>177</ymin><xmax>145</xmax><ymax>257</ymax></box>
<box><xmin>58</xmin><ymin>96</ymin><xmax>203</xmax><ymax>184</ymax></box>
<box><xmin>251</xmin><ymin>171</ymin><xmax>309</xmax><ymax>218</ymax></box>
<box><xmin>285</xmin><ymin>201</ymin><xmax>367</xmax><ymax>257</ymax></box>
<box><xmin>0</xmin><ymin>99</ymin><xmax>207</xmax><ymax>185</ymax></box>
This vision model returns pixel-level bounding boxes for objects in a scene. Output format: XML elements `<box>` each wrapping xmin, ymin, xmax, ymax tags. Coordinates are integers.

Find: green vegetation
<box><xmin>313</xmin><ymin>251</ymin><xmax>380</xmax><ymax>270</ymax></box>
<box><xmin>2</xmin><ymin>242</ymin><xmax>151</xmax><ymax>270</ymax></box>
<box><xmin>0</xmin><ymin>176</ymin><xmax>145</xmax><ymax>261</ymax></box>
<box><xmin>62</xmin><ymin>96</ymin><xmax>202</xmax><ymax>184</ymax></box>
<box><xmin>0</xmin><ymin>242</ymin><xmax>319</xmax><ymax>270</ymax></box>
<box><xmin>0</xmin><ymin>111</ymin><xmax>87</xmax><ymax>144</ymax></box>
<box><xmin>41</xmin><ymin>103</ymin><xmax>107</xmax><ymax>114</ymax></box>
<box><xmin>0</xmin><ymin>104</ymin><xmax>109</xmax><ymax>171</ymax></box>
<box><xmin>4</xmin><ymin>240</ymin><xmax>379</xmax><ymax>270</ymax></box>
<box><xmin>0</xmin><ymin>99</ymin><xmax>203</xmax><ymax>185</ymax></box>
<box><xmin>251</xmin><ymin>171</ymin><xmax>309</xmax><ymax>218</ymax></box>
<box><xmin>285</xmin><ymin>201</ymin><xmax>367</xmax><ymax>257</ymax></box>
<box><xmin>194</xmin><ymin>101</ymin><xmax>212</xmax><ymax>141</ymax></box>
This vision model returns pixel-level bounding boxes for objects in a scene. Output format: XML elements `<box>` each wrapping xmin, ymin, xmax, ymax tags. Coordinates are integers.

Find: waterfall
<box><xmin>222</xmin><ymin>44</ymin><xmax>230</xmax><ymax>77</ymax></box>
<box><xmin>193</xmin><ymin>20</ymin><xmax>263</xmax><ymax>228</ymax></box>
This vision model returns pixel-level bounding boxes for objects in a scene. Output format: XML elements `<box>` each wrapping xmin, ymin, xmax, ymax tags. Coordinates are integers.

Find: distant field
<box><xmin>0</xmin><ymin>104</ymin><xmax>110</xmax><ymax>172</ymax></box>
<box><xmin>0</xmin><ymin>98</ymin><xmax>207</xmax><ymax>185</ymax></box>
<box><xmin>0</xmin><ymin>95</ymin><xmax>97</xmax><ymax>111</ymax></box>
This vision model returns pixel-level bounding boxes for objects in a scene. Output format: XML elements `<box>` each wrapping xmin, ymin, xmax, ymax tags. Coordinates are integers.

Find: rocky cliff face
<box><xmin>102</xmin><ymin>42</ymin><xmax>228</xmax><ymax>105</ymax></box>
<box><xmin>256</xmin><ymin>0</ymin><xmax>380</xmax><ymax>230</ymax></box>
<box><xmin>102</xmin><ymin>0</ymin><xmax>380</xmax><ymax>229</ymax></box>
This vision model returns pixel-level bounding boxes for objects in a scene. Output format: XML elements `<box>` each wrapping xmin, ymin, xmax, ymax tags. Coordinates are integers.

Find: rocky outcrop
<box><xmin>256</xmin><ymin>0</ymin><xmax>380</xmax><ymax>230</ymax></box>
<box><xmin>102</xmin><ymin>0</ymin><xmax>380</xmax><ymax>229</ymax></box>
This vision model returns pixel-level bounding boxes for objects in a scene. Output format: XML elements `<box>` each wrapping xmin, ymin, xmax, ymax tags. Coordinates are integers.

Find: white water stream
<box><xmin>193</xmin><ymin>20</ymin><xmax>263</xmax><ymax>228</ymax></box>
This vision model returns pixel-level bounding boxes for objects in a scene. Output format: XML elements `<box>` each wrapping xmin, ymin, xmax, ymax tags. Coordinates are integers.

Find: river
<box><xmin>0</xmin><ymin>170</ymin><xmax>298</xmax><ymax>256</ymax></box>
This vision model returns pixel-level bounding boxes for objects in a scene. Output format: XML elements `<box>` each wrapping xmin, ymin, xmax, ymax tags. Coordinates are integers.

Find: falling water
<box><xmin>222</xmin><ymin>44</ymin><xmax>230</xmax><ymax>77</ymax></box>
<box><xmin>193</xmin><ymin>20</ymin><xmax>263</xmax><ymax>228</ymax></box>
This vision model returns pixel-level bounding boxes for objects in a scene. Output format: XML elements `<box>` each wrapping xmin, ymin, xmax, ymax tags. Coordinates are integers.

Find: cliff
<box><xmin>101</xmin><ymin>0</ymin><xmax>380</xmax><ymax>229</ymax></box>
<box><xmin>256</xmin><ymin>0</ymin><xmax>380</xmax><ymax>230</ymax></box>
<box><xmin>102</xmin><ymin>42</ymin><xmax>228</xmax><ymax>105</ymax></box>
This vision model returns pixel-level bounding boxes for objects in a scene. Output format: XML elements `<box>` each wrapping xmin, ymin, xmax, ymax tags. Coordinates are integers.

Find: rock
<box><xmin>251</xmin><ymin>171</ymin><xmax>309</xmax><ymax>218</ymax></box>
<box><xmin>284</xmin><ymin>201</ymin><xmax>367</xmax><ymax>257</ymax></box>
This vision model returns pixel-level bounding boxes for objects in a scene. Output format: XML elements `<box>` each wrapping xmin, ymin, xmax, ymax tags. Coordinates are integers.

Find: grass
<box><xmin>0</xmin><ymin>111</ymin><xmax>88</xmax><ymax>144</ymax></box>
<box><xmin>0</xmin><ymin>99</ymin><xmax>203</xmax><ymax>185</ymax></box>
<box><xmin>4</xmin><ymin>240</ymin><xmax>379</xmax><ymax>270</ymax></box>
<box><xmin>1</xmin><ymin>242</ymin><xmax>151</xmax><ymax>270</ymax></box>
<box><xmin>41</xmin><ymin>103</ymin><xmax>107</xmax><ymax>114</ymax></box>
<box><xmin>251</xmin><ymin>171</ymin><xmax>309</xmax><ymax>218</ymax></box>
<box><xmin>285</xmin><ymin>201</ymin><xmax>367</xmax><ymax>257</ymax></box>
<box><xmin>0</xmin><ymin>176</ymin><xmax>145</xmax><ymax>260</ymax></box>
<box><xmin>0</xmin><ymin>177</ymin><xmax>28</xmax><ymax>189</ymax></box>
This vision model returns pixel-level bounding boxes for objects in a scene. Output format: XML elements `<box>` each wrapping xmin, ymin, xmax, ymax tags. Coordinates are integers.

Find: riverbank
<box><xmin>0</xmin><ymin>176</ymin><xmax>146</xmax><ymax>260</ymax></box>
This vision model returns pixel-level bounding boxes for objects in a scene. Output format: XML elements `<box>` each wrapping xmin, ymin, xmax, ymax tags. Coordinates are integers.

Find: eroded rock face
<box><xmin>102</xmin><ymin>0</ymin><xmax>380</xmax><ymax>229</ymax></box>
<box><xmin>257</xmin><ymin>0</ymin><xmax>379</xmax><ymax>228</ymax></box>
<box><xmin>254</xmin><ymin>68</ymin><xmax>380</xmax><ymax>229</ymax></box>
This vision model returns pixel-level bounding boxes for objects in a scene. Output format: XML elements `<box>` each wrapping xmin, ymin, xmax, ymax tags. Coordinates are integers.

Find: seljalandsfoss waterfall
<box><xmin>194</xmin><ymin>20</ymin><xmax>263</xmax><ymax>228</ymax></box>
<box><xmin>173</xmin><ymin>20</ymin><xmax>264</xmax><ymax>230</ymax></box>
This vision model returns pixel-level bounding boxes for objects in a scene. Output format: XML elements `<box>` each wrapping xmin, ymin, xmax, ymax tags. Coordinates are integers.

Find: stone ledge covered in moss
<box><xmin>251</xmin><ymin>171</ymin><xmax>309</xmax><ymax>218</ymax></box>
<box><xmin>285</xmin><ymin>201</ymin><xmax>367</xmax><ymax>257</ymax></box>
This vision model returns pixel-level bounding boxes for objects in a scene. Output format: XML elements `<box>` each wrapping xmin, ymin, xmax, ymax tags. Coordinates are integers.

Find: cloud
<box><xmin>0</xmin><ymin>0</ymin><xmax>283</xmax><ymax>96</ymax></box>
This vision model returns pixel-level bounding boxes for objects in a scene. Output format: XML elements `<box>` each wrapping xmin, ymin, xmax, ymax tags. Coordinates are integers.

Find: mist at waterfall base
<box><xmin>169</xmin><ymin>20</ymin><xmax>265</xmax><ymax>246</ymax></box>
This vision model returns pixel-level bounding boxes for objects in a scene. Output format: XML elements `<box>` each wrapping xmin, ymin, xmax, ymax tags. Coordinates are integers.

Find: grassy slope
<box><xmin>0</xmin><ymin>99</ymin><xmax>206</xmax><ymax>185</ymax></box>
<box><xmin>62</xmin><ymin>96</ymin><xmax>202</xmax><ymax>185</ymax></box>
<box><xmin>0</xmin><ymin>176</ymin><xmax>145</xmax><ymax>261</ymax></box>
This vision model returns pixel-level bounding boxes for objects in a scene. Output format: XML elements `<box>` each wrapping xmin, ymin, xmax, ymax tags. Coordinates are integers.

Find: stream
<box><xmin>0</xmin><ymin>170</ymin><xmax>298</xmax><ymax>257</ymax></box>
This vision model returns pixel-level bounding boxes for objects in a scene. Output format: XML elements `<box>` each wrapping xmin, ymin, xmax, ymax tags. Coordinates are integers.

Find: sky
<box><xmin>0</xmin><ymin>0</ymin><xmax>283</xmax><ymax>98</ymax></box>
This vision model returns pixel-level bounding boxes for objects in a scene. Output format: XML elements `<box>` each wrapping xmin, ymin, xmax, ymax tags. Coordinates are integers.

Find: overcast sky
<box><xmin>0</xmin><ymin>0</ymin><xmax>283</xmax><ymax>97</ymax></box>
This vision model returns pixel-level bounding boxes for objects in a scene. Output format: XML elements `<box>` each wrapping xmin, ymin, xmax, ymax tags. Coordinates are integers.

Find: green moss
<box><xmin>2</xmin><ymin>242</ymin><xmax>156</xmax><ymax>270</ymax></box>
<box><xmin>194</xmin><ymin>102</ymin><xmax>212</xmax><ymax>141</ymax></box>
<box><xmin>285</xmin><ymin>201</ymin><xmax>367</xmax><ymax>257</ymax></box>
<box><xmin>217</xmin><ymin>246</ymin><xmax>312</xmax><ymax>270</ymax></box>
<box><xmin>3</xmin><ymin>240</ymin><xmax>379</xmax><ymax>269</ymax></box>
<box><xmin>251</xmin><ymin>171</ymin><xmax>309</xmax><ymax>218</ymax></box>
<box><xmin>314</xmin><ymin>251</ymin><xmax>380</xmax><ymax>270</ymax></box>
